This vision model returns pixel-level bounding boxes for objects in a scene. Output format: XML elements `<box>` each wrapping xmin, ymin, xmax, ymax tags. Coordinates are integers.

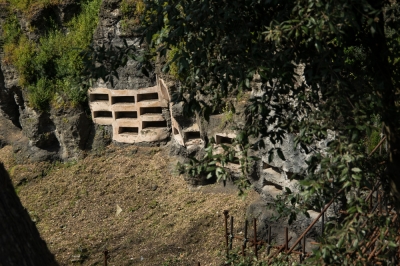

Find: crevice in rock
<box><xmin>0</xmin><ymin>64</ymin><xmax>22</xmax><ymax>128</ymax></box>
<box><xmin>36</xmin><ymin>113</ymin><xmax>60</xmax><ymax>152</ymax></box>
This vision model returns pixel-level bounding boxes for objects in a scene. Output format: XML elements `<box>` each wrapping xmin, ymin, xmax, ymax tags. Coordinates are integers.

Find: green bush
<box><xmin>5</xmin><ymin>35</ymin><xmax>36</xmax><ymax>86</ymax></box>
<box><xmin>1</xmin><ymin>0</ymin><xmax>102</xmax><ymax>111</ymax></box>
<box><xmin>166</xmin><ymin>45</ymin><xmax>188</xmax><ymax>81</ymax></box>
<box><xmin>7</xmin><ymin>0</ymin><xmax>63</xmax><ymax>15</ymax></box>
<box><xmin>2</xmin><ymin>14</ymin><xmax>20</xmax><ymax>45</ymax></box>
<box><xmin>367</xmin><ymin>129</ymin><xmax>381</xmax><ymax>154</ymax></box>
<box><xmin>28</xmin><ymin>78</ymin><xmax>53</xmax><ymax>111</ymax></box>
<box><xmin>120</xmin><ymin>0</ymin><xmax>145</xmax><ymax>31</ymax></box>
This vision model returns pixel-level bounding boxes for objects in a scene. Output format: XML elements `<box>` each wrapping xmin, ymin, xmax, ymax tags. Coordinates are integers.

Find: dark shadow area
<box><xmin>36</xmin><ymin>113</ymin><xmax>60</xmax><ymax>152</ymax></box>
<box><xmin>185</xmin><ymin>131</ymin><xmax>201</xmax><ymax>140</ymax></box>
<box><xmin>140</xmin><ymin>107</ymin><xmax>162</xmax><ymax>115</ymax></box>
<box><xmin>94</xmin><ymin>110</ymin><xmax>113</xmax><ymax>118</ymax></box>
<box><xmin>137</xmin><ymin>92</ymin><xmax>158</xmax><ymax>102</ymax></box>
<box><xmin>0</xmin><ymin>62</ymin><xmax>22</xmax><ymax>128</ymax></box>
<box><xmin>142</xmin><ymin>121</ymin><xmax>167</xmax><ymax>129</ymax></box>
<box><xmin>118</xmin><ymin>126</ymin><xmax>139</xmax><ymax>135</ymax></box>
<box><xmin>111</xmin><ymin>96</ymin><xmax>135</xmax><ymax>104</ymax></box>
<box><xmin>90</xmin><ymin>93</ymin><xmax>109</xmax><ymax>102</ymax></box>
<box><xmin>0</xmin><ymin>162</ymin><xmax>58</xmax><ymax>265</ymax></box>
<box><xmin>115</xmin><ymin>111</ymin><xmax>137</xmax><ymax>119</ymax></box>
<box><xmin>215</xmin><ymin>135</ymin><xmax>233</xmax><ymax>145</ymax></box>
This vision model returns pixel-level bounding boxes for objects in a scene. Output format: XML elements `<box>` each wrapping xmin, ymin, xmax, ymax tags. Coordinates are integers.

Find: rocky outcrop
<box><xmin>0</xmin><ymin>61</ymin><xmax>22</xmax><ymax>128</ymax></box>
<box><xmin>0</xmin><ymin>0</ymin><xmax>167</xmax><ymax>162</ymax></box>
<box><xmin>92</xmin><ymin>0</ymin><xmax>156</xmax><ymax>90</ymax></box>
<box><xmin>0</xmin><ymin>2</ymin><xmax>89</xmax><ymax>162</ymax></box>
<box><xmin>50</xmin><ymin>105</ymin><xmax>91</xmax><ymax>160</ymax></box>
<box><xmin>246</xmin><ymin>199</ymin><xmax>322</xmax><ymax>253</ymax></box>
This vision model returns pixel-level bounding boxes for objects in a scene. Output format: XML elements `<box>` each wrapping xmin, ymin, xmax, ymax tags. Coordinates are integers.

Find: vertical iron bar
<box><xmin>385</xmin><ymin>195</ymin><xmax>388</xmax><ymax>215</ymax></box>
<box><xmin>321</xmin><ymin>208</ymin><xmax>325</xmax><ymax>236</ymax></box>
<box><xmin>223</xmin><ymin>210</ymin><xmax>229</xmax><ymax>257</ymax></box>
<box><xmin>230</xmin><ymin>216</ymin><xmax>234</xmax><ymax>250</ymax></box>
<box><xmin>103</xmin><ymin>250</ymin><xmax>108</xmax><ymax>266</ymax></box>
<box><xmin>253</xmin><ymin>218</ymin><xmax>258</xmax><ymax>259</ymax></box>
<box><xmin>243</xmin><ymin>220</ymin><xmax>248</xmax><ymax>257</ymax></box>
<box><xmin>267</xmin><ymin>225</ymin><xmax>271</xmax><ymax>255</ymax></box>
<box><xmin>369</xmin><ymin>192</ymin><xmax>372</xmax><ymax>211</ymax></box>
<box><xmin>303</xmin><ymin>235</ymin><xmax>306</xmax><ymax>260</ymax></box>
<box><xmin>285</xmin><ymin>227</ymin><xmax>289</xmax><ymax>252</ymax></box>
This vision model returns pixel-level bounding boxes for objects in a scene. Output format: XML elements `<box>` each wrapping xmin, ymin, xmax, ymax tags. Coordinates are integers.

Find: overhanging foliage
<box><xmin>82</xmin><ymin>0</ymin><xmax>400</xmax><ymax>263</ymax></box>
<box><xmin>137</xmin><ymin>0</ymin><xmax>400</xmax><ymax>264</ymax></box>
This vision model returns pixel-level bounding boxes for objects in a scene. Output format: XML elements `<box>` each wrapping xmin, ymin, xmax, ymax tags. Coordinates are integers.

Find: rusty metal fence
<box><xmin>219</xmin><ymin>136</ymin><xmax>399</xmax><ymax>264</ymax></box>
<box><xmin>99</xmin><ymin>182</ymin><xmax>397</xmax><ymax>266</ymax></box>
<box><xmin>100</xmin><ymin>137</ymin><xmax>398</xmax><ymax>265</ymax></box>
<box><xmin>222</xmin><ymin>180</ymin><xmax>399</xmax><ymax>264</ymax></box>
<box><xmin>223</xmin><ymin>210</ymin><xmax>310</xmax><ymax>264</ymax></box>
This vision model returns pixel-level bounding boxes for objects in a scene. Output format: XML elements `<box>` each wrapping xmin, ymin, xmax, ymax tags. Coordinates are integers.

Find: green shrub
<box><xmin>121</xmin><ymin>0</ymin><xmax>145</xmax><ymax>16</ymax></box>
<box><xmin>7</xmin><ymin>0</ymin><xmax>63</xmax><ymax>15</ymax></box>
<box><xmin>2</xmin><ymin>14</ymin><xmax>20</xmax><ymax>45</ymax></box>
<box><xmin>6</xmin><ymin>35</ymin><xmax>36</xmax><ymax>86</ymax></box>
<box><xmin>1</xmin><ymin>0</ymin><xmax>102</xmax><ymax>111</ymax></box>
<box><xmin>28</xmin><ymin>78</ymin><xmax>54</xmax><ymax>111</ymax></box>
<box><xmin>166</xmin><ymin>45</ymin><xmax>188</xmax><ymax>81</ymax></box>
<box><xmin>367</xmin><ymin>129</ymin><xmax>381</xmax><ymax>154</ymax></box>
<box><xmin>120</xmin><ymin>0</ymin><xmax>145</xmax><ymax>30</ymax></box>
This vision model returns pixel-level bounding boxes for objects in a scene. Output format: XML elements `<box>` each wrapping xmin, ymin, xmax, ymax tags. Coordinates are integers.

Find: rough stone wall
<box><xmin>0</xmin><ymin>1</ymin><xmax>94</xmax><ymax>162</ymax></box>
<box><xmin>0</xmin><ymin>0</ymin><xmax>155</xmax><ymax>161</ymax></box>
<box><xmin>91</xmin><ymin>0</ymin><xmax>156</xmax><ymax>90</ymax></box>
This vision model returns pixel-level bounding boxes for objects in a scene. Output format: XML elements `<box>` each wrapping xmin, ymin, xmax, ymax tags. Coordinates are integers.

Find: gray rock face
<box><xmin>50</xmin><ymin>106</ymin><xmax>91</xmax><ymax>161</ymax></box>
<box><xmin>19</xmin><ymin>107</ymin><xmax>59</xmax><ymax>150</ymax></box>
<box><xmin>260</xmin><ymin>134</ymin><xmax>309</xmax><ymax>175</ymax></box>
<box><xmin>0</xmin><ymin>61</ymin><xmax>22</xmax><ymax>128</ymax></box>
<box><xmin>92</xmin><ymin>0</ymin><xmax>156</xmax><ymax>90</ymax></box>
<box><xmin>86</xmin><ymin>124</ymin><xmax>113</xmax><ymax>153</ymax></box>
<box><xmin>17</xmin><ymin>105</ymin><xmax>60</xmax><ymax>161</ymax></box>
<box><xmin>0</xmin><ymin>0</ymin><xmax>88</xmax><ymax>161</ymax></box>
<box><xmin>246</xmin><ymin>199</ymin><xmax>322</xmax><ymax>253</ymax></box>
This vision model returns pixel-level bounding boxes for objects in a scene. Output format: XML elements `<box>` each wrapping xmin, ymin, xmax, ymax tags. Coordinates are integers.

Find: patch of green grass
<box><xmin>162</xmin><ymin>257</ymin><xmax>181</xmax><ymax>266</ymax></box>
<box><xmin>14</xmin><ymin>186</ymin><xmax>22</xmax><ymax>196</ymax></box>
<box><xmin>8</xmin><ymin>165</ymin><xmax>17</xmax><ymax>177</ymax></box>
<box><xmin>128</xmin><ymin>205</ymin><xmax>141</xmax><ymax>212</ymax></box>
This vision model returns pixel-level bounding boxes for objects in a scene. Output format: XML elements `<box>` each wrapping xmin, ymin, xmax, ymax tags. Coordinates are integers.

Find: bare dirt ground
<box><xmin>0</xmin><ymin>144</ymin><xmax>259</xmax><ymax>265</ymax></box>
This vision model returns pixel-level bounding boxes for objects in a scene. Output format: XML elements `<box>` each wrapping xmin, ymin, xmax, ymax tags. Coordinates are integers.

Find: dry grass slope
<box><xmin>0</xmin><ymin>144</ymin><xmax>258</xmax><ymax>265</ymax></box>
